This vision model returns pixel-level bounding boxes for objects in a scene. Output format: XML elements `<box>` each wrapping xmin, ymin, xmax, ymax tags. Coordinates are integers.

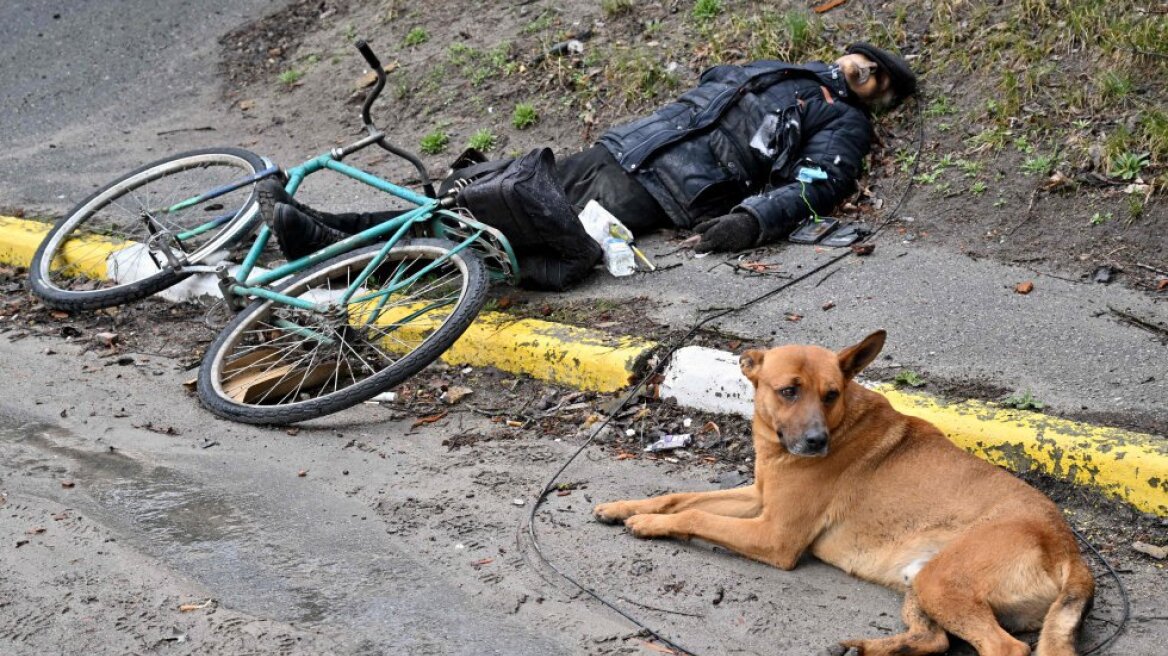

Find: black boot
<box><xmin>256</xmin><ymin>178</ymin><xmax>405</xmax><ymax>235</ymax></box>
<box><xmin>272</xmin><ymin>203</ymin><xmax>351</xmax><ymax>260</ymax></box>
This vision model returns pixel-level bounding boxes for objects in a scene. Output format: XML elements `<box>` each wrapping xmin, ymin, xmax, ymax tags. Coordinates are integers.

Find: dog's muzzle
<box><xmin>789</xmin><ymin>429</ymin><xmax>829</xmax><ymax>457</ymax></box>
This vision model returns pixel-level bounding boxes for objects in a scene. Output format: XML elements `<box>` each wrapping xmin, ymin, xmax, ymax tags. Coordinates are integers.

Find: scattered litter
<box><xmin>200</xmin><ymin>438</ymin><xmax>219</xmax><ymax>449</ymax></box>
<box><xmin>851</xmin><ymin>243</ymin><xmax>875</xmax><ymax>256</ymax></box>
<box><xmin>822</xmin><ymin>300</ymin><xmax>836</xmax><ymax>311</ymax></box>
<box><xmin>1014</xmin><ymin>281</ymin><xmax>1034</xmax><ymax>295</ymax></box>
<box><xmin>178</xmin><ymin>599</ymin><xmax>215</xmax><ymax>612</ymax></box>
<box><xmin>94</xmin><ymin>331</ymin><xmax>118</xmax><ymax>347</ymax></box>
<box><xmin>461</xmin><ymin>367</ymin><xmax>473</xmax><ymax>375</ymax></box>
<box><xmin>616</xmin><ymin>451</ymin><xmax>637</xmax><ymax>460</ymax></box>
<box><xmin>1132</xmin><ymin>541</ymin><xmax>1166</xmax><ymax>560</ymax></box>
<box><xmin>682</xmin><ymin>417</ymin><xmax>693</xmax><ymax>428</ymax></box>
<box><xmin>645</xmin><ymin>433</ymin><xmax>693</xmax><ymax>452</ymax></box>
<box><xmin>471</xmin><ymin>557</ymin><xmax>495</xmax><ymax>567</ymax></box>
<box><xmin>1092</xmin><ymin>265</ymin><xmax>1114</xmax><ymax>284</ymax></box>
<box><xmin>1157</xmin><ymin>278</ymin><xmax>1168</xmax><ymax>292</ymax></box>
<box><xmin>785</xmin><ymin>312</ymin><xmax>803</xmax><ymax>322</ymax></box>
<box><xmin>51</xmin><ymin>512</ymin><xmax>68</xmax><ymax>521</ymax></box>
<box><xmin>442</xmin><ymin>386</ymin><xmax>473</xmax><ymax>404</ymax></box>
<box><xmin>369</xmin><ymin>391</ymin><xmax>397</xmax><ymax>403</ymax></box>
<box><xmin>701</xmin><ymin>421</ymin><xmax>721</xmax><ymax>436</ymax></box>
<box><xmin>505</xmin><ymin>419</ymin><xmax>525</xmax><ymax>428</ymax></box>
<box><xmin>297</xmin><ymin>469</ymin><xmax>308</xmax><ymax>478</ymax></box>
<box><xmin>25</xmin><ymin>526</ymin><xmax>45</xmax><ymax>535</ymax></box>
<box><xmin>512</xmin><ymin>498</ymin><xmax>526</xmax><ymax>507</ymax></box>
<box><xmin>355</xmin><ymin>62</ymin><xmax>399</xmax><ymax>89</ymax></box>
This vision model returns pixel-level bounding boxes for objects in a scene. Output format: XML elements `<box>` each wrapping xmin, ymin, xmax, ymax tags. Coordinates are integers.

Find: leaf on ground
<box><xmin>813</xmin><ymin>0</ymin><xmax>848</xmax><ymax>13</ymax></box>
<box><xmin>1014</xmin><ymin>281</ymin><xmax>1034</xmax><ymax>295</ymax></box>
<box><xmin>178</xmin><ymin>599</ymin><xmax>215</xmax><ymax>612</ymax></box>
<box><xmin>412</xmin><ymin>411</ymin><xmax>449</xmax><ymax>428</ymax></box>
<box><xmin>25</xmin><ymin>526</ymin><xmax>46</xmax><ymax>535</ymax></box>
<box><xmin>355</xmin><ymin>62</ymin><xmax>400</xmax><ymax>89</ymax></box>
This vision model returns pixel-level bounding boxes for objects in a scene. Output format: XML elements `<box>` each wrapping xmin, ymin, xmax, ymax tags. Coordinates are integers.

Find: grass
<box><xmin>467</xmin><ymin>128</ymin><xmax>497</xmax><ymax>152</ymax></box>
<box><xmin>1020</xmin><ymin>154</ymin><xmax>1056</xmax><ymax>176</ymax></box>
<box><xmin>1089</xmin><ymin>211</ymin><xmax>1112</xmax><ymax>226</ymax></box>
<box><xmin>512</xmin><ymin>103</ymin><xmax>538</xmax><ymax>129</ymax></box>
<box><xmin>602</xmin><ymin>0</ymin><xmax>634</xmax><ymax>17</ymax></box>
<box><xmin>403</xmin><ymin>27</ymin><xmax>429</xmax><ymax>47</ymax></box>
<box><xmin>278</xmin><ymin>69</ymin><xmax>304</xmax><ymax>87</ymax></box>
<box><xmin>419</xmin><ymin>129</ymin><xmax>449</xmax><ymax>155</ymax></box>
<box><xmin>692</xmin><ymin>0</ymin><xmax>722</xmax><ymax>22</ymax></box>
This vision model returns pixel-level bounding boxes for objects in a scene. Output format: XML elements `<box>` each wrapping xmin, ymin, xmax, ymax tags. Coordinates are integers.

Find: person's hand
<box><xmin>693</xmin><ymin>212</ymin><xmax>760</xmax><ymax>253</ymax></box>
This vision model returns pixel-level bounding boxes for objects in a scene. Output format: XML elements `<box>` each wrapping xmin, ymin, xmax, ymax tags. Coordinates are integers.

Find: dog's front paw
<box><xmin>593</xmin><ymin>501</ymin><xmax>634</xmax><ymax>524</ymax></box>
<box><xmin>624</xmin><ymin>513</ymin><xmax>675</xmax><ymax>539</ymax></box>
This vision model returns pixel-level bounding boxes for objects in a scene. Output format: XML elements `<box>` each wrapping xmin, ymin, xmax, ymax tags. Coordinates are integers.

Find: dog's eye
<box><xmin>824</xmin><ymin>390</ymin><xmax>840</xmax><ymax>403</ymax></box>
<box><xmin>779</xmin><ymin>386</ymin><xmax>798</xmax><ymax>400</ymax></box>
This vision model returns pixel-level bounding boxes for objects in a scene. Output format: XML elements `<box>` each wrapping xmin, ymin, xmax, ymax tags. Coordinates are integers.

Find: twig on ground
<box><xmin>1107</xmin><ymin>306</ymin><xmax>1168</xmax><ymax>341</ymax></box>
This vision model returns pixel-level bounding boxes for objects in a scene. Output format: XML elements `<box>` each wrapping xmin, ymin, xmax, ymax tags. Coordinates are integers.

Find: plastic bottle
<box><xmin>602</xmin><ymin>237</ymin><xmax>636</xmax><ymax>277</ymax></box>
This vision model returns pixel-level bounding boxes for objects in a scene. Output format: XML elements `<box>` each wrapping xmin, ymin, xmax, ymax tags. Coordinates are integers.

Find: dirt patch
<box><xmin>209</xmin><ymin>0</ymin><xmax>1166</xmax><ymax>295</ymax></box>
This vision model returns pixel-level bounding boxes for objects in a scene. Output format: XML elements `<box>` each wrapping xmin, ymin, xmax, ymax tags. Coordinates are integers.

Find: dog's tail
<box><xmin>1036</xmin><ymin>557</ymin><xmax>1095</xmax><ymax>656</ymax></box>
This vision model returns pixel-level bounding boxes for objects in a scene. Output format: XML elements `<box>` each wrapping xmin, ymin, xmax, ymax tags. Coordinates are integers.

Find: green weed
<box><xmin>893</xmin><ymin>371</ymin><xmax>926</xmax><ymax>388</ymax></box>
<box><xmin>1110</xmin><ymin>152</ymin><xmax>1149</xmax><ymax>180</ymax></box>
<box><xmin>970</xmin><ymin>181</ymin><xmax>988</xmax><ymax>194</ymax></box>
<box><xmin>419</xmin><ymin>129</ymin><xmax>449</xmax><ymax>155</ymax></box>
<box><xmin>692</xmin><ymin>0</ymin><xmax>722</xmax><ymax>22</ymax></box>
<box><xmin>467</xmin><ymin>128</ymin><xmax>497</xmax><ymax>152</ymax></box>
<box><xmin>1089</xmin><ymin>211</ymin><xmax>1112</xmax><ymax>226</ymax></box>
<box><xmin>512</xmin><ymin>103</ymin><xmax>539</xmax><ymax>129</ymax></box>
<box><xmin>278</xmin><ymin>69</ymin><xmax>304</xmax><ymax>86</ymax></box>
<box><xmin>403</xmin><ymin>27</ymin><xmax>429</xmax><ymax>47</ymax></box>
<box><xmin>1001</xmin><ymin>390</ymin><xmax>1045</xmax><ymax>411</ymax></box>
<box><xmin>924</xmin><ymin>96</ymin><xmax>956</xmax><ymax>118</ymax></box>
<box><xmin>1020</xmin><ymin>154</ymin><xmax>1056</xmax><ymax>176</ymax></box>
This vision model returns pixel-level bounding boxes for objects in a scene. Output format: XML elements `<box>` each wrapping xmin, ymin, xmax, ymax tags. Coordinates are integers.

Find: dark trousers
<box><xmin>555</xmin><ymin>145</ymin><xmax>670</xmax><ymax>235</ymax></box>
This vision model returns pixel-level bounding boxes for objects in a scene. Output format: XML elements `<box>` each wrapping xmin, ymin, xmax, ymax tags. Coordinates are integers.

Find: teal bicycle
<box><xmin>29</xmin><ymin>41</ymin><xmax>518</xmax><ymax>425</ymax></box>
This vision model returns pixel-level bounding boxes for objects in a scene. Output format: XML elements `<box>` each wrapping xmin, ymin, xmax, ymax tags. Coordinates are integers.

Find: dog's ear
<box><xmin>838</xmin><ymin>330</ymin><xmax>886</xmax><ymax>380</ymax></box>
<box><xmin>739</xmin><ymin>349</ymin><xmax>765</xmax><ymax>386</ymax></box>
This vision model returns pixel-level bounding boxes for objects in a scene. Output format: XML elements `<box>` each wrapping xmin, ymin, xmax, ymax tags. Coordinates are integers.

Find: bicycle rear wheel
<box><xmin>29</xmin><ymin>147</ymin><xmax>268</xmax><ymax>311</ymax></box>
<box><xmin>198</xmin><ymin>239</ymin><xmax>488</xmax><ymax>425</ymax></box>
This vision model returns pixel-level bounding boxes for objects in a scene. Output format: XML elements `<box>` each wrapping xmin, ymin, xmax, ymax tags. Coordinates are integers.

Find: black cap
<box><xmin>845</xmin><ymin>42</ymin><xmax>917</xmax><ymax>103</ymax></box>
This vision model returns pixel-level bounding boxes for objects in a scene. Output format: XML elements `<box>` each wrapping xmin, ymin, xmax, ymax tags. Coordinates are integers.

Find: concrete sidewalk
<box><xmin>3</xmin><ymin>213</ymin><xmax>1166</xmax><ymax>516</ymax></box>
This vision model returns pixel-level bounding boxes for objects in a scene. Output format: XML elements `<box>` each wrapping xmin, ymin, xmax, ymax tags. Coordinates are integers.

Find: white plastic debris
<box><xmin>645</xmin><ymin>433</ymin><xmax>693</xmax><ymax>452</ymax></box>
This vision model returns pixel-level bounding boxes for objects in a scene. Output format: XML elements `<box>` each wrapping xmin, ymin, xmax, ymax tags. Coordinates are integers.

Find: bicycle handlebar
<box><xmin>351</xmin><ymin>40</ymin><xmax>435</xmax><ymax>197</ymax></box>
<box><xmin>355</xmin><ymin>40</ymin><xmax>386</xmax><ymax>133</ymax></box>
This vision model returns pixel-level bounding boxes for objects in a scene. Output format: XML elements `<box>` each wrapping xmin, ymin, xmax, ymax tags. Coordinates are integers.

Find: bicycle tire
<box><xmin>29</xmin><ymin>147</ymin><xmax>268</xmax><ymax>311</ymax></box>
<box><xmin>197</xmin><ymin>239</ymin><xmax>489</xmax><ymax>425</ymax></box>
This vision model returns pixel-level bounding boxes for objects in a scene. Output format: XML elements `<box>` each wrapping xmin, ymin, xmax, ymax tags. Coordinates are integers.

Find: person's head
<box><xmin>836</xmin><ymin>43</ymin><xmax>917</xmax><ymax>111</ymax></box>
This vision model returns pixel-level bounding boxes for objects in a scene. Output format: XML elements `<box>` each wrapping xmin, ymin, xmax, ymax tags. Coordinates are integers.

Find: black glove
<box><xmin>693</xmin><ymin>212</ymin><xmax>761</xmax><ymax>253</ymax></box>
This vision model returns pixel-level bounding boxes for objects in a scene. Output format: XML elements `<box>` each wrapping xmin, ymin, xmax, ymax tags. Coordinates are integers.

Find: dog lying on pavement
<box><xmin>595</xmin><ymin>331</ymin><xmax>1094</xmax><ymax>656</ymax></box>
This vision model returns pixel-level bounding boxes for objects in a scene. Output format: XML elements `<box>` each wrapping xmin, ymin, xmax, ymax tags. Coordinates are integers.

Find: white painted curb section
<box><xmin>660</xmin><ymin>345</ymin><xmax>754</xmax><ymax>417</ymax></box>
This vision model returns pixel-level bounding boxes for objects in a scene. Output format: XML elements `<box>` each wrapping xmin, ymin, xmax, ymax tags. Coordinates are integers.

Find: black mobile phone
<box><xmin>820</xmin><ymin>222</ymin><xmax>871</xmax><ymax>247</ymax></box>
<box><xmin>788</xmin><ymin>217</ymin><xmax>839</xmax><ymax>244</ymax></box>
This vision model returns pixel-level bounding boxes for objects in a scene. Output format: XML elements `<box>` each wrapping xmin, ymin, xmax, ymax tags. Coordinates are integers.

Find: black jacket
<box><xmin>598</xmin><ymin>61</ymin><xmax>873</xmax><ymax>243</ymax></box>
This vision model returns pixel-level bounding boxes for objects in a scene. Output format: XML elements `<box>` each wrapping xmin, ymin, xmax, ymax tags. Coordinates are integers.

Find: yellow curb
<box><xmin>877</xmin><ymin>385</ymin><xmax>1168</xmax><ymax>516</ymax></box>
<box><xmin>351</xmin><ymin>299</ymin><xmax>655</xmax><ymax>393</ymax></box>
<box><xmin>441</xmin><ymin>312</ymin><xmax>655</xmax><ymax>392</ymax></box>
<box><xmin>0</xmin><ymin>215</ymin><xmax>126</xmax><ymax>279</ymax></box>
<box><xmin>4</xmin><ymin>215</ymin><xmax>655</xmax><ymax>393</ymax></box>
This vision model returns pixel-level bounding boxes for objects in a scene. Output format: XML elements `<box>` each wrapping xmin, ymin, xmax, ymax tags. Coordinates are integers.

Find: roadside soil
<box><xmin>210</xmin><ymin>0</ymin><xmax>1166</xmax><ymax>292</ymax></box>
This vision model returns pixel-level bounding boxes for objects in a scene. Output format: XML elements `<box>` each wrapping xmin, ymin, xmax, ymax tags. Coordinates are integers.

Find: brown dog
<box><xmin>595</xmin><ymin>331</ymin><xmax>1094</xmax><ymax>656</ymax></box>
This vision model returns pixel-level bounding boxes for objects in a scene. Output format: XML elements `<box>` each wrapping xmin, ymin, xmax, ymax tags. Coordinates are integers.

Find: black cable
<box><xmin>1072</xmin><ymin>523</ymin><xmax>1130</xmax><ymax>655</ymax></box>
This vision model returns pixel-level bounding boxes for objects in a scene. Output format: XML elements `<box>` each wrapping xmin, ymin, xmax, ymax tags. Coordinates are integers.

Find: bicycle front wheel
<box><xmin>30</xmin><ymin>148</ymin><xmax>268</xmax><ymax>311</ymax></box>
<box><xmin>198</xmin><ymin>239</ymin><xmax>489</xmax><ymax>425</ymax></box>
